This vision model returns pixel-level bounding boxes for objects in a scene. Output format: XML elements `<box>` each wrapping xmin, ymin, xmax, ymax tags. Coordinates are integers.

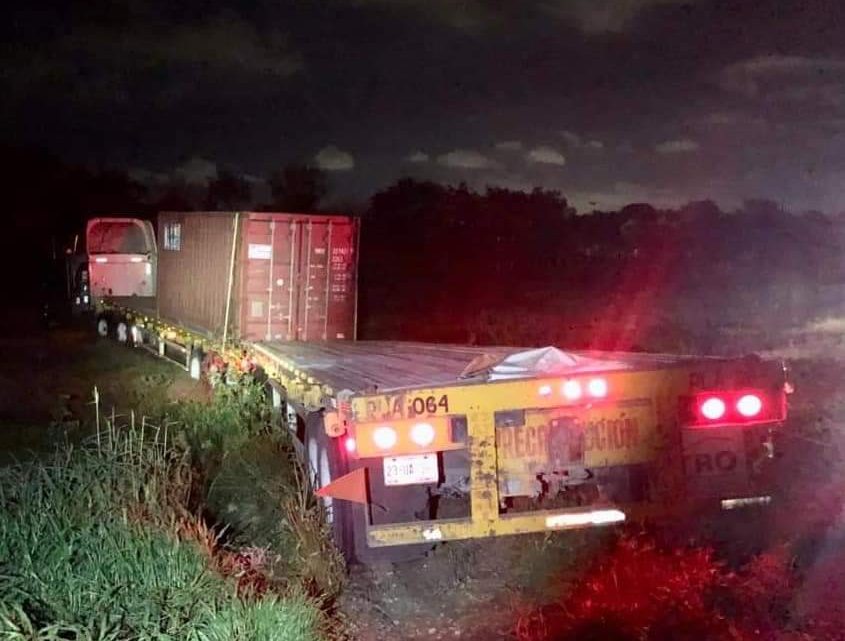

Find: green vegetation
<box><xmin>0</xmin><ymin>375</ymin><xmax>343</xmax><ymax>640</ymax></box>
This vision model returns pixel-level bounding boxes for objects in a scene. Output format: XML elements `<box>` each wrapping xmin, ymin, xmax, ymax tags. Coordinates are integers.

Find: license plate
<box><xmin>383</xmin><ymin>454</ymin><xmax>439</xmax><ymax>486</ymax></box>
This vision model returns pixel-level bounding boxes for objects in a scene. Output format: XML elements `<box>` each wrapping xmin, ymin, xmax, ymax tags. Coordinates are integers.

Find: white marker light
<box><xmin>587</xmin><ymin>378</ymin><xmax>608</xmax><ymax>398</ymax></box>
<box><xmin>721</xmin><ymin>496</ymin><xmax>772</xmax><ymax>510</ymax></box>
<box><xmin>562</xmin><ymin>380</ymin><xmax>582</xmax><ymax>401</ymax></box>
<box><xmin>545</xmin><ymin>509</ymin><xmax>626</xmax><ymax>529</ymax></box>
<box><xmin>410</xmin><ymin>422</ymin><xmax>436</xmax><ymax>446</ymax></box>
<box><xmin>372</xmin><ymin>426</ymin><xmax>397</xmax><ymax>450</ymax></box>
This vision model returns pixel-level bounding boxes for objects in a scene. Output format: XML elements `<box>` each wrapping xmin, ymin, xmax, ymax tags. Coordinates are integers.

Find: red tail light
<box><xmin>687</xmin><ymin>389</ymin><xmax>782</xmax><ymax>427</ymax></box>
<box><xmin>700</xmin><ymin>396</ymin><xmax>727</xmax><ymax>420</ymax></box>
<box><xmin>736</xmin><ymin>394</ymin><xmax>763</xmax><ymax>418</ymax></box>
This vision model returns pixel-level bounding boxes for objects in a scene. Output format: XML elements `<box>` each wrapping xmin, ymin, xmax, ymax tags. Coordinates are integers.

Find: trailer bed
<box><xmin>255</xmin><ymin>340</ymin><xmax>716</xmax><ymax>394</ymax></box>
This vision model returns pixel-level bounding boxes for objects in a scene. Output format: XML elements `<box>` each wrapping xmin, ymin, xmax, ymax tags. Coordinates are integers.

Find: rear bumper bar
<box><xmin>366</xmin><ymin>507</ymin><xmax>625</xmax><ymax>547</ymax></box>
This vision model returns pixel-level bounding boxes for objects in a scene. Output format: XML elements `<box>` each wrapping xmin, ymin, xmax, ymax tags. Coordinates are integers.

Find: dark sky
<box><xmin>5</xmin><ymin>0</ymin><xmax>845</xmax><ymax>212</ymax></box>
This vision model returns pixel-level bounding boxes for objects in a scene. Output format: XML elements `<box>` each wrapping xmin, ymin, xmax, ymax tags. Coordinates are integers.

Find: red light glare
<box><xmin>562</xmin><ymin>380</ymin><xmax>582</xmax><ymax>401</ymax></box>
<box><xmin>344</xmin><ymin>437</ymin><xmax>357</xmax><ymax>453</ymax></box>
<box><xmin>736</xmin><ymin>394</ymin><xmax>763</xmax><ymax>417</ymax></box>
<box><xmin>587</xmin><ymin>378</ymin><xmax>608</xmax><ymax>398</ymax></box>
<box><xmin>372</xmin><ymin>426</ymin><xmax>397</xmax><ymax>450</ymax></box>
<box><xmin>700</xmin><ymin>397</ymin><xmax>726</xmax><ymax>420</ymax></box>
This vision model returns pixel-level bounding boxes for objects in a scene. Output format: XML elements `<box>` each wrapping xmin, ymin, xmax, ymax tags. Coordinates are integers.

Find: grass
<box><xmin>0</xmin><ymin>375</ymin><xmax>342</xmax><ymax>640</ymax></box>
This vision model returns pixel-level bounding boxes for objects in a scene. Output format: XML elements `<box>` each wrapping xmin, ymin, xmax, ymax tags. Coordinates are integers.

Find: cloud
<box><xmin>345</xmin><ymin>0</ymin><xmax>496</xmax><ymax>32</ymax></box>
<box><xmin>129</xmin><ymin>168</ymin><xmax>169</xmax><ymax>185</ymax></box>
<box><xmin>542</xmin><ymin>0</ymin><xmax>692</xmax><ymax>33</ymax></box>
<box><xmin>559</xmin><ymin>130</ymin><xmax>582</xmax><ymax>147</ymax></box>
<box><xmin>559</xmin><ymin>131</ymin><xmax>604</xmax><ymax>151</ymax></box>
<box><xmin>174</xmin><ymin>156</ymin><xmax>218</xmax><ymax>184</ymax></box>
<box><xmin>527</xmin><ymin>146</ymin><xmax>566</xmax><ymax>165</ymax></box>
<box><xmin>315</xmin><ymin>145</ymin><xmax>355</xmax><ymax>171</ymax></box>
<box><xmin>1</xmin><ymin>16</ymin><xmax>302</xmax><ymax>108</ymax></box>
<box><xmin>350</xmin><ymin>0</ymin><xmax>691</xmax><ymax>33</ymax></box>
<box><xmin>437</xmin><ymin>149</ymin><xmax>495</xmax><ymax>169</ymax></box>
<box><xmin>718</xmin><ymin>55</ymin><xmax>845</xmax><ymax>105</ymax></box>
<box><xmin>406</xmin><ymin>151</ymin><xmax>430</xmax><ymax>163</ymax></box>
<box><xmin>67</xmin><ymin>19</ymin><xmax>302</xmax><ymax>77</ymax></box>
<box><xmin>495</xmin><ymin>140</ymin><xmax>523</xmax><ymax>151</ymax></box>
<box><xmin>655</xmin><ymin>138</ymin><xmax>699</xmax><ymax>154</ymax></box>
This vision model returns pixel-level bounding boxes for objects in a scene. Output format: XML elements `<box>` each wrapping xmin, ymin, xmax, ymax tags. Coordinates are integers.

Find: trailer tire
<box><xmin>305</xmin><ymin>412</ymin><xmax>371</xmax><ymax>561</ymax></box>
<box><xmin>304</xmin><ymin>412</ymin><xmax>433</xmax><ymax>566</ymax></box>
<box><xmin>115</xmin><ymin>320</ymin><xmax>130</xmax><ymax>344</ymax></box>
<box><xmin>96</xmin><ymin>315</ymin><xmax>110</xmax><ymax>338</ymax></box>
<box><xmin>189</xmin><ymin>348</ymin><xmax>204</xmax><ymax>381</ymax></box>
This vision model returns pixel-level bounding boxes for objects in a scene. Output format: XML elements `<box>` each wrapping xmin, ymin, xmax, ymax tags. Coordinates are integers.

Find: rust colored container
<box><xmin>156</xmin><ymin>212</ymin><xmax>358</xmax><ymax>342</ymax></box>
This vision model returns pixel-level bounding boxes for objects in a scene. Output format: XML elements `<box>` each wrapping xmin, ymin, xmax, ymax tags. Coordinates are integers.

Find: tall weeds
<box><xmin>0</xmin><ymin>377</ymin><xmax>335</xmax><ymax>640</ymax></box>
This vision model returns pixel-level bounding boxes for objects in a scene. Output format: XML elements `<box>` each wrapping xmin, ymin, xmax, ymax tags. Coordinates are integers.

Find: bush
<box><xmin>515</xmin><ymin>535</ymin><xmax>806</xmax><ymax>641</ymax></box>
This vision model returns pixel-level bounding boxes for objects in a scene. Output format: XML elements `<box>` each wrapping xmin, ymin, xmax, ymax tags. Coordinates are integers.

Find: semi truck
<box><xmin>86</xmin><ymin>211</ymin><xmax>789</xmax><ymax>562</ymax></box>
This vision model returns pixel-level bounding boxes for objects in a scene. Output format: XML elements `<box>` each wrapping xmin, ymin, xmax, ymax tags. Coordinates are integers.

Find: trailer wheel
<box><xmin>305</xmin><ymin>413</ymin><xmax>349</xmax><ymax>551</ymax></box>
<box><xmin>115</xmin><ymin>320</ymin><xmax>129</xmax><ymax>344</ymax></box>
<box><xmin>96</xmin><ymin>316</ymin><xmax>110</xmax><ymax>338</ymax></box>
<box><xmin>304</xmin><ymin>412</ymin><xmax>431</xmax><ymax>565</ymax></box>
<box><xmin>189</xmin><ymin>348</ymin><xmax>204</xmax><ymax>381</ymax></box>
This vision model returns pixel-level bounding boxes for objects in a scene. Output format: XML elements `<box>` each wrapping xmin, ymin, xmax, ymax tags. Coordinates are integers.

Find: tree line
<box><xmin>6</xmin><ymin>145</ymin><xmax>843</xmax><ymax>351</ymax></box>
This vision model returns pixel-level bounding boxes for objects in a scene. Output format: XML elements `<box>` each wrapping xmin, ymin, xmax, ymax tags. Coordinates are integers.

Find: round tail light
<box><xmin>587</xmin><ymin>378</ymin><xmax>608</xmax><ymax>398</ymax></box>
<box><xmin>737</xmin><ymin>394</ymin><xmax>763</xmax><ymax>418</ymax></box>
<box><xmin>344</xmin><ymin>437</ymin><xmax>357</xmax><ymax>453</ymax></box>
<box><xmin>700</xmin><ymin>397</ymin><xmax>726</xmax><ymax>420</ymax></box>
<box><xmin>410</xmin><ymin>422</ymin><xmax>435</xmax><ymax>446</ymax></box>
<box><xmin>372</xmin><ymin>426</ymin><xmax>397</xmax><ymax>450</ymax></box>
<box><xmin>562</xmin><ymin>380</ymin><xmax>582</xmax><ymax>401</ymax></box>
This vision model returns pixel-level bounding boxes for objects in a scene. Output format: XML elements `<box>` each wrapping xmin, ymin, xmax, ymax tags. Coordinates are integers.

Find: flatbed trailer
<box><xmin>96</xmin><ymin>297</ymin><xmax>787</xmax><ymax>561</ymax></box>
<box><xmin>87</xmin><ymin>212</ymin><xmax>789</xmax><ymax>562</ymax></box>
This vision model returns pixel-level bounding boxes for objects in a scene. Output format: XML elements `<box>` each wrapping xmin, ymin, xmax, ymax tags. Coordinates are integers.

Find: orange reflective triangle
<box><xmin>316</xmin><ymin>467</ymin><xmax>368</xmax><ymax>504</ymax></box>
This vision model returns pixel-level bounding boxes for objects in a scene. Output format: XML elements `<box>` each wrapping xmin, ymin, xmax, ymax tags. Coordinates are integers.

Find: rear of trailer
<box><xmin>88</xmin><ymin>212</ymin><xmax>789</xmax><ymax>563</ymax></box>
<box><xmin>249</xmin><ymin>341</ymin><xmax>786</xmax><ymax>561</ymax></box>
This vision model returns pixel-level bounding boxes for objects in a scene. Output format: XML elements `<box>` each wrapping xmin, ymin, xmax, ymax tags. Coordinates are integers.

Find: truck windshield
<box><xmin>87</xmin><ymin>221</ymin><xmax>149</xmax><ymax>254</ymax></box>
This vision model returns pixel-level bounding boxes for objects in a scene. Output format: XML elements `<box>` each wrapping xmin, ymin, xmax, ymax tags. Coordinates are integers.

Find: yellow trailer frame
<box><xmin>341</xmin><ymin>368</ymin><xmax>693</xmax><ymax>547</ymax></box>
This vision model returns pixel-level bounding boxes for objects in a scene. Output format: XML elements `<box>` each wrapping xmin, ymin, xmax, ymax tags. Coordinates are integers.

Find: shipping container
<box><xmin>156</xmin><ymin>211</ymin><xmax>358</xmax><ymax>342</ymax></box>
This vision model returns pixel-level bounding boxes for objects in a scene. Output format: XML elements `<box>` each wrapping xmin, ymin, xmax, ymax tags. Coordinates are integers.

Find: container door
<box><xmin>241</xmin><ymin>218</ymin><xmax>298</xmax><ymax>341</ymax></box>
<box><xmin>295</xmin><ymin>219</ymin><xmax>357</xmax><ymax>341</ymax></box>
<box><xmin>241</xmin><ymin>215</ymin><xmax>357</xmax><ymax>342</ymax></box>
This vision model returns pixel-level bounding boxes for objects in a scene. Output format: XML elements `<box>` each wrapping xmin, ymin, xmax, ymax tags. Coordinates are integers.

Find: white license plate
<box><xmin>383</xmin><ymin>454</ymin><xmax>439</xmax><ymax>486</ymax></box>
